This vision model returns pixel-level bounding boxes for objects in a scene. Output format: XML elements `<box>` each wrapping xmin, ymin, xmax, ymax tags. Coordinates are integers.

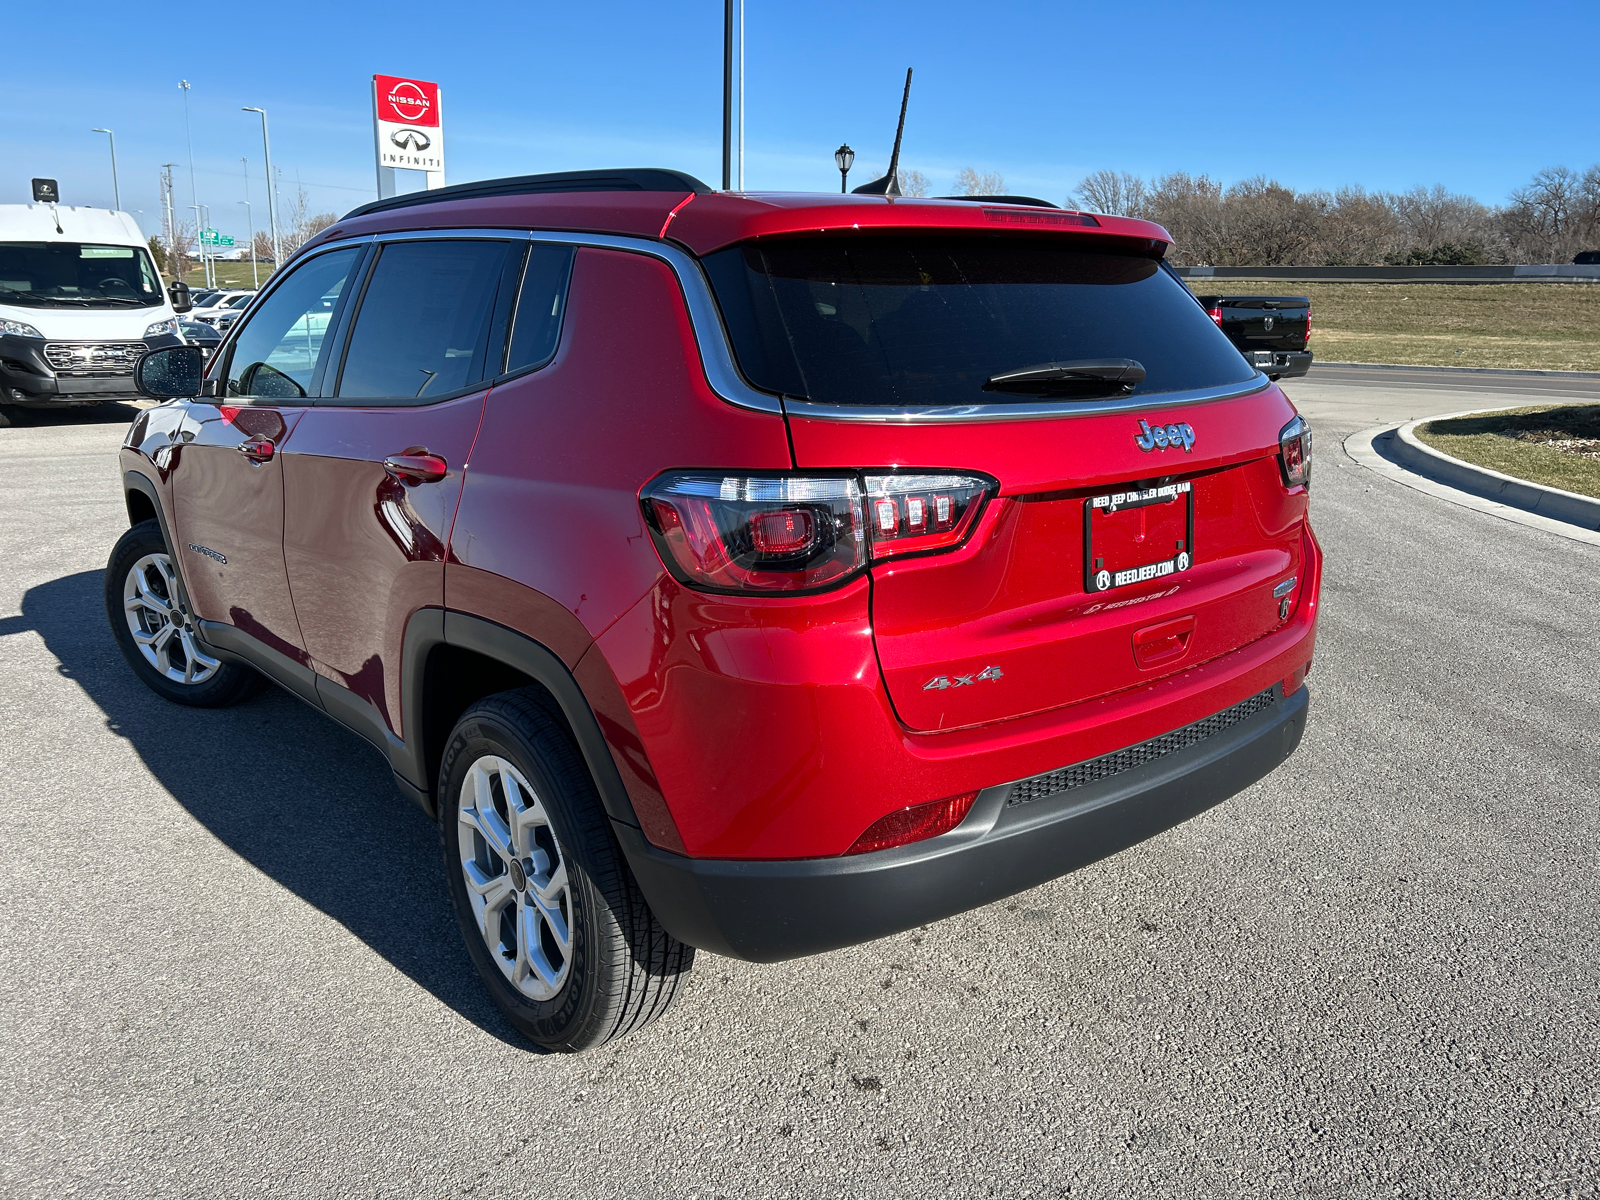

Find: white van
<box><xmin>0</xmin><ymin>204</ymin><xmax>184</xmax><ymax>417</ymax></box>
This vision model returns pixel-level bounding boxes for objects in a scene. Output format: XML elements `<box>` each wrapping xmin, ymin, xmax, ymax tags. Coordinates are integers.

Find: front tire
<box><xmin>440</xmin><ymin>689</ymin><xmax>694</xmax><ymax>1052</ymax></box>
<box><xmin>104</xmin><ymin>519</ymin><xmax>259</xmax><ymax>707</ymax></box>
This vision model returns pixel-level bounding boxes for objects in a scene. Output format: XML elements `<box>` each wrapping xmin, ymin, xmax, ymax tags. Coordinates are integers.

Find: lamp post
<box><xmin>91</xmin><ymin>128</ymin><xmax>121</xmax><ymax>210</ymax></box>
<box><xmin>835</xmin><ymin>144</ymin><xmax>855</xmax><ymax>193</ymax></box>
<box><xmin>242</xmin><ymin>107</ymin><xmax>281</xmax><ymax>272</ymax></box>
<box><xmin>238</xmin><ymin>202</ymin><xmax>258</xmax><ymax>289</ymax></box>
<box><xmin>190</xmin><ymin>204</ymin><xmax>206</xmax><ymax>290</ymax></box>
<box><xmin>240</xmin><ymin>157</ymin><xmax>259</xmax><ymax>289</ymax></box>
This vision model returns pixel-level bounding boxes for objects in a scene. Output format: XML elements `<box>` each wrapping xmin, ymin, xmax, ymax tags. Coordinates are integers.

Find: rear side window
<box><xmin>504</xmin><ymin>244</ymin><xmax>575</xmax><ymax>375</ymax></box>
<box><xmin>336</xmin><ymin>240</ymin><xmax>510</xmax><ymax>402</ymax></box>
<box><xmin>703</xmin><ymin>237</ymin><xmax>1257</xmax><ymax>407</ymax></box>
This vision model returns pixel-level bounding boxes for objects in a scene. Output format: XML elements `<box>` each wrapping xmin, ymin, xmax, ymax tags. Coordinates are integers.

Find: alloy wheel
<box><xmin>457</xmin><ymin>755</ymin><xmax>573</xmax><ymax>1000</ymax></box>
<box><xmin>122</xmin><ymin>552</ymin><xmax>221</xmax><ymax>685</ymax></box>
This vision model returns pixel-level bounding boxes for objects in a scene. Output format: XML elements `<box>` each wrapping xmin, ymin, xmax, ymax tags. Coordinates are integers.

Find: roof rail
<box><xmin>933</xmin><ymin>195</ymin><xmax>1061</xmax><ymax>209</ymax></box>
<box><xmin>342</xmin><ymin>168</ymin><xmax>713</xmax><ymax>221</ymax></box>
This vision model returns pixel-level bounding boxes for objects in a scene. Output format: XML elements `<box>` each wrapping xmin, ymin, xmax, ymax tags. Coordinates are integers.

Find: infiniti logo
<box><xmin>390</xmin><ymin>128</ymin><xmax>432</xmax><ymax>152</ymax></box>
<box><xmin>1135</xmin><ymin>419</ymin><xmax>1196</xmax><ymax>453</ymax></box>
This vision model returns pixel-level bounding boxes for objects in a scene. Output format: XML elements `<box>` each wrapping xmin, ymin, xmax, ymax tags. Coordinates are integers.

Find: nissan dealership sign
<box><xmin>372</xmin><ymin>74</ymin><xmax>445</xmax><ymax>197</ymax></box>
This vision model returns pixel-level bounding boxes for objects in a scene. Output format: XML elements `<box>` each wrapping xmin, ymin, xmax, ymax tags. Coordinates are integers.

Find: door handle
<box><xmin>383</xmin><ymin>452</ymin><xmax>448</xmax><ymax>483</ymax></box>
<box><xmin>237</xmin><ymin>438</ymin><xmax>275</xmax><ymax>462</ymax></box>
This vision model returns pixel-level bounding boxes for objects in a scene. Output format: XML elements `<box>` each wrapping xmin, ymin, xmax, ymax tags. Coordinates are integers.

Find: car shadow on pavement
<box><xmin>2</xmin><ymin>569</ymin><xmax>537</xmax><ymax>1051</ymax></box>
<box><xmin>0</xmin><ymin>401</ymin><xmax>148</xmax><ymax>428</ymax></box>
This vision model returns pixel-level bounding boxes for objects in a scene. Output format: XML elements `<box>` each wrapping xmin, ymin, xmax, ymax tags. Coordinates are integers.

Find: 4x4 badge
<box><xmin>923</xmin><ymin>665</ymin><xmax>1004</xmax><ymax>691</ymax></box>
<box><xmin>1135</xmin><ymin>419</ymin><xmax>1195</xmax><ymax>453</ymax></box>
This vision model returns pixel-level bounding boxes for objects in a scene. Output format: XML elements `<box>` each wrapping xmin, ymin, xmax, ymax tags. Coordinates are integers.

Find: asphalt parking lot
<box><xmin>2</xmin><ymin>377</ymin><xmax>1598</xmax><ymax>1199</ymax></box>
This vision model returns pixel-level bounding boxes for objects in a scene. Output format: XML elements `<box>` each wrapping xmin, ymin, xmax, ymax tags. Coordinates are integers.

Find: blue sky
<box><xmin>3</xmin><ymin>0</ymin><xmax>1596</xmax><ymax>245</ymax></box>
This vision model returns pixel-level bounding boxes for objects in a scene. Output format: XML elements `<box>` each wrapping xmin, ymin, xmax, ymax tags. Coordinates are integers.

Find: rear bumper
<box><xmin>621</xmin><ymin>682</ymin><xmax>1309</xmax><ymax>962</ymax></box>
<box><xmin>1249</xmin><ymin>349</ymin><xmax>1312</xmax><ymax>379</ymax></box>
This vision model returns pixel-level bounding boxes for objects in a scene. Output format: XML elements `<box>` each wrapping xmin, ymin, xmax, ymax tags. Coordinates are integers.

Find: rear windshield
<box><xmin>703</xmin><ymin>236</ymin><xmax>1257</xmax><ymax>407</ymax></box>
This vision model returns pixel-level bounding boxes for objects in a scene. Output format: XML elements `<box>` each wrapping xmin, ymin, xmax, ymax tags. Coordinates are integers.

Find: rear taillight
<box><xmin>641</xmin><ymin>470</ymin><xmax>994</xmax><ymax>595</ymax></box>
<box><xmin>1207</xmin><ymin>305</ymin><xmax>1224</xmax><ymax>327</ymax></box>
<box><xmin>864</xmin><ymin>474</ymin><xmax>990</xmax><ymax>560</ymax></box>
<box><xmin>1278</xmin><ymin>415</ymin><xmax>1312</xmax><ymax>488</ymax></box>
<box><xmin>642</xmin><ymin>474</ymin><xmax>864</xmax><ymax>594</ymax></box>
<box><xmin>1304</xmin><ymin>304</ymin><xmax>1312</xmax><ymax>344</ymax></box>
<box><xmin>845</xmin><ymin>791</ymin><xmax>979</xmax><ymax>855</ymax></box>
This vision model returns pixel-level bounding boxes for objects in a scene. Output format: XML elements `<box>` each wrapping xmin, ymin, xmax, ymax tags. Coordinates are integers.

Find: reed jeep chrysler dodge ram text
<box><xmin>110</xmin><ymin>170</ymin><xmax>1321</xmax><ymax>1051</ymax></box>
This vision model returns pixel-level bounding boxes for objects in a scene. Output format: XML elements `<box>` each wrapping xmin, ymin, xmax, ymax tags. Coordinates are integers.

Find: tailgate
<box><xmin>789</xmin><ymin>387</ymin><xmax>1308</xmax><ymax>732</ymax></box>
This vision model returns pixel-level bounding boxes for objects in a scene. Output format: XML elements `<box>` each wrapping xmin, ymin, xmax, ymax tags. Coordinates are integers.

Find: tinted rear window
<box><xmin>703</xmin><ymin>237</ymin><xmax>1256</xmax><ymax>407</ymax></box>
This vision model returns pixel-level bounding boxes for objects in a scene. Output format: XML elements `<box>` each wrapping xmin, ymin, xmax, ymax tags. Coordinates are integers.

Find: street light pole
<box><xmin>191</xmin><ymin>204</ymin><xmax>205</xmax><ymax>290</ymax></box>
<box><xmin>835</xmin><ymin>144</ymin><xmax>855</xmax><ymax>194</ymax></box>
<box><xmin>160</xmin><ymin>163</ymin><xmax>179</xmax><ymax>278</ymax></box>
<box><xmin>178</xmin><ymin>81</ymin><xmax>211</xmax><ymax>288</ymax></box>
<box><xmin>721</xmin><ymin>0</ymin><xmax>733</xmax><ymax>190</ymax></box>
<box><xmin>239</xmin><ymin>201</ymin><xmax>257</xmax><ymax>289</ymax></box>
<box><xmin>240</xmin><ymin>158</ymin><xmax>259</xmax><ymax>289</ymax></box>
<box><xmin>242</xmin><ymin>108</ymin><xmax>281</xmax><ymax>273</ymax></box>
<box><xmin>738</xmin><ymin>0</ymin><xmax>745</xmax><ymax>191</ymax></box>
<box><xmin>91</xmin><ymin>128</ymin><xmax>120</xmax><ymax>210</ymax></box>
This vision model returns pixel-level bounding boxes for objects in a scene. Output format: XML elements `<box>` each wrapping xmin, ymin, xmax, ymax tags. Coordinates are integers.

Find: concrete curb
<box><xmin>1343</xmin><ymin>420</ymin><xmax>1600</xmax><ymax>549</ymax></box>
<box><xmin>1315</xmin><ymin>362</ymin><xmax>1600</xmax><ymax>381</ymax></box>
<box><xmin>1392</xmin><ymin>410</ymin><xmax>1600</xmax><ymax>531</ymax></box>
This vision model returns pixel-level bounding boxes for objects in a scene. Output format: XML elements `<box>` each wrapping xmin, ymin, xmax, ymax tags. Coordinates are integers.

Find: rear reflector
<box><xmin>845</xmin><ymin>791</ymin><xmax>980</xmax><ymax>856</ymax></box>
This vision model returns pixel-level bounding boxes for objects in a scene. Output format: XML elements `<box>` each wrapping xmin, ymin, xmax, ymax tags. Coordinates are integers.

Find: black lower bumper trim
<box><xmin>619</xmin><ymin>684</ymin><xmax>1309</xmax><ymax>962</ymax></box>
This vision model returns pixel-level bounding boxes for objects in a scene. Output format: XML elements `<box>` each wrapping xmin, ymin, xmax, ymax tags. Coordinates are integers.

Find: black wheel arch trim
<box><xmin>430</xmin><ymin>612</ymin><xmax>641</xmax><ymax>831</ymax></box>
<box><xmin>121</xmin><ymin>470</ymin><xmax>204</xmax><ymax>630</ymax></box>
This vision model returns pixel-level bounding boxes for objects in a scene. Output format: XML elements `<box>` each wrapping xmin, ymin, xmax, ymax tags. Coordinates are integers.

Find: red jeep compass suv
<box><xmin>110</xmin><ymin>169</ymin><xmax>1320</xmax><ymax>1052</ymax></box>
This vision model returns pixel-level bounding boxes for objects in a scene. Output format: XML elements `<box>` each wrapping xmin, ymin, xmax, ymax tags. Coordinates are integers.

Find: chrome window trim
<box><xmin>781</xmin><ymin>375</ymin><xmax>1272</xmax><ymax>424</ymax></box>
<box><xmin>344</xmin><ymin>227</ymin><xmax>1273</xmax><ymax>423</ymax></box>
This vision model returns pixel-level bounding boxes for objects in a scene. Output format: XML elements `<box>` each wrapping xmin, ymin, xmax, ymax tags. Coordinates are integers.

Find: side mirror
<box><xmin>168</xmin><ymin>280</ymin><xmax>193</xmax><ymax>314</ymax></box>
<box><xmin>136</xmin><ymin>346</ymin><xmax>205</xmax><ymax>400</ymax></box>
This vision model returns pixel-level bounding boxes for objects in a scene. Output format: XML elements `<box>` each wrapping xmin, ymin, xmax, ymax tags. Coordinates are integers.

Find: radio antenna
<box><xmin>851</xmin><ymin>68</ymin><xmax>913</xmax><ymax>196</ymax></box>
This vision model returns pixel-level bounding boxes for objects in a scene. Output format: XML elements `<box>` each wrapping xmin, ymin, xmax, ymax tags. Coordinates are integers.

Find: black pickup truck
<box><xmin>1192</xmin><ymin>294</ymin><xmax>1312</xmax><ymax>381</ymax></box>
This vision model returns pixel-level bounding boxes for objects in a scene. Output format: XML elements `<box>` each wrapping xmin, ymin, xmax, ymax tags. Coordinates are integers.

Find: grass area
<box><xmin>1415</xmin><ymin>404</ymin><xmax>1600</xmax><ymax>499</ymax></box>
<box><xmin>1186</xmin><ymin>281</ymin><xmax>1600</xmax><ymax>371</ymax></box>
<box><xmin>181</xmin><ymin>262</ymin><xmax>277</xmax><ymax>289</ymax></box>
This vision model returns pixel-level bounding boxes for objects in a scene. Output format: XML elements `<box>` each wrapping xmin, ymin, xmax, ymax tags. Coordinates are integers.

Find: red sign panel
<box><xmin>374</xmin><ymin>75</ymin><xmax>440</xmax><ymax>127</ymax></box>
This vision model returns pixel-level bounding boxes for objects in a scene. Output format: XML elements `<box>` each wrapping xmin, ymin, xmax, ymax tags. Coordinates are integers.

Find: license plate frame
<box><xmin>1082</xmin><ymin>481</ymin><xmax>1195</xmax><ymax>594</ymax></box>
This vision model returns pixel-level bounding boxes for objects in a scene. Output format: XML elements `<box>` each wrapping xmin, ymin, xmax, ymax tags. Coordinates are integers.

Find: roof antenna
<box><xmin>852</xmin><ymin>68</ymin><xmax>912</xmax><ymax>196</ymax></box>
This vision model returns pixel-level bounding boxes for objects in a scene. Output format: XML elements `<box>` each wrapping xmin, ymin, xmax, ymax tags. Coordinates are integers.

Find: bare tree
<box><xmin>1500</xmin><ymin>166</ymin><xmax>1600</xmax><ymax>262</ymax></box>
<box><xmin>1140</xmin><ymin>173</ymin><xmax>1225</xmax><ymax>265</ymax></box>
<box><xmin>276</xmin><ymin>186</ymin><xmax>340</xmax><ymax>260</ymax></box>
<box><xmin>166</xmin><ymin>222</ymin><xmax>195</xmax><ymax>281</ymax></box>
<box><xmin>1073</xmin><ymin>170</ymin><xmax>1147</xmax><ymax>216</ymax></box>
<box><xmin>954</xmin><ymin>167</ymin><xmax>1006</xmax><ymax>196</ymax></box>
<box><xmin>897</xmin><ymin>168</ymin><xmax>930</xmax><ymax>197</ymax></box>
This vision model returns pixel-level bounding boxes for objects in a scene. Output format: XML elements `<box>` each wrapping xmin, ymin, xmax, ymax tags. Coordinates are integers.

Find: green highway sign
<box><xmin>198</xmin><ymin>229</ymin><xmax>235</xmax><ymax>248</ymax></box>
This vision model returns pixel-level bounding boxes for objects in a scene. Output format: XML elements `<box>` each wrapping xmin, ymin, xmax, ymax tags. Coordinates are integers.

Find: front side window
<box><xmin>336</xmin><ymin>240</ymin><xmax>510</xmax><ymax>401</ymax></box>
<box><xmin>0</xmin><ymin>242</ymin><xmax>165</xmax><ymax>309</ymax></box>
<box><xmin>224</xmin><ymin>247</ymin><xmax>360</xmax><ymax>400</ymax></box>
<box><xmin>703</xmin><ymin>236</ymin><xmax>1258</xmax><ymax>407</ymax></box>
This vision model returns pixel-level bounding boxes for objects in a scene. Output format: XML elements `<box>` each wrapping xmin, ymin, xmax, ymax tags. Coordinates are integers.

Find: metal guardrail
<box><xmin>1175</xmin><ymin>264</ymin><xmax>1600</xmax><ymax>284</ymax></box>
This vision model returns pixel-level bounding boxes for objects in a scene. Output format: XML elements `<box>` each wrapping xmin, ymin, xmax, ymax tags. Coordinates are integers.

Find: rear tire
<box><xmin>439</xmin><ymin>688</ymin><xmax>694</xmax><ymax>1052</ymax></box>
<box><xmin>104</xmin><ymin>519</ymin><xmax>260</xmax><ymax>707</ymax></box>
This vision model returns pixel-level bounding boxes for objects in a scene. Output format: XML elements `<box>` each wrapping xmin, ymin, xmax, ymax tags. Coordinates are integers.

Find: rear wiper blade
<box><xmin>983</xmin><ymin>358</ymin><xmax>1146</xmax><ymax>398</ymax></box>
